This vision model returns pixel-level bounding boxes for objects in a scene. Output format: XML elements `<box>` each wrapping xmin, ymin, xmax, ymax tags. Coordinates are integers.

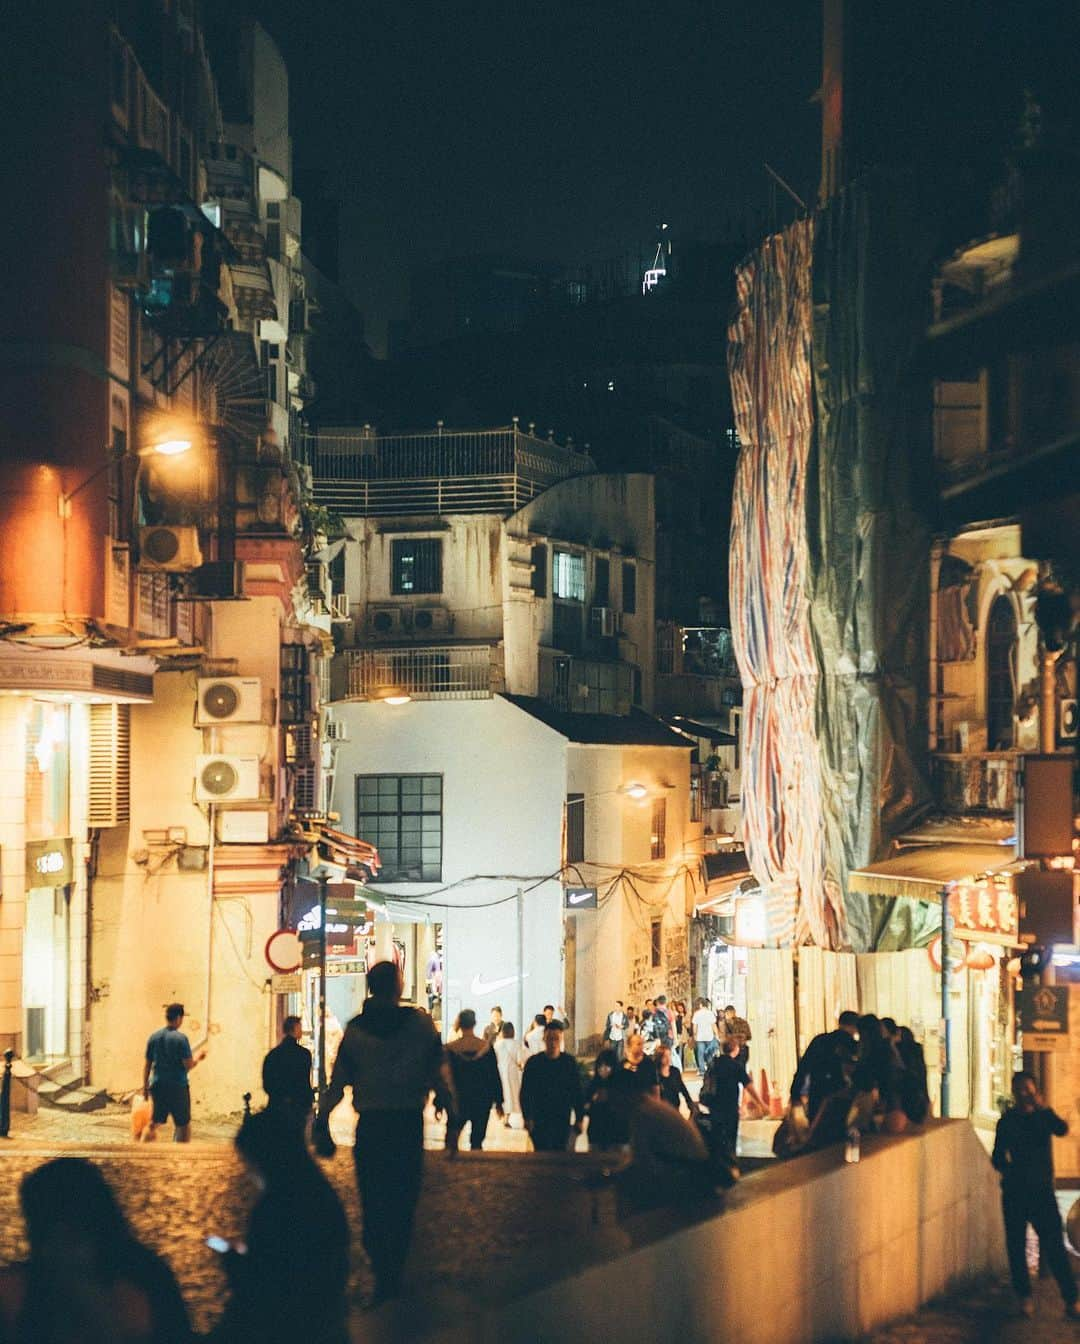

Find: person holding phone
<box><xmin>142</xmin><ymin>1003</ymin><xmax>206</xmax><ymax>1143</ymax></box>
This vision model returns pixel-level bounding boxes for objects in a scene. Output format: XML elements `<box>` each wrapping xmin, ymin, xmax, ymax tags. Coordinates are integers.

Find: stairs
<box><xmin>34</xmin><ymin>1062</ymin><xmax>108</xmax><ymax>1113</ymax></box>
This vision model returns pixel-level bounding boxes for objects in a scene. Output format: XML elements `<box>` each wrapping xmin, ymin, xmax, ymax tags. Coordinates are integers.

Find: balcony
<box><xmin>337</xmin><ymin>645</ymin><xmax>502</xmax><ymax>702</ymax></box>
<box><xmin>931</xmin><ymin>751</ymin><xmax>1017</xmax><ymax>815</ymax></box>
<box><xmin>299</xmin><ymin>425</ymin><xmax>594</xmax><ymax>518</ymax></box>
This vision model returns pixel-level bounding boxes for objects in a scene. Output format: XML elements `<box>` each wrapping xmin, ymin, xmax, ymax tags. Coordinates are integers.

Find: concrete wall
<box><xmin>428</xmin><ymin>1121</ymin><xmax>1004</xmax><ymax>1344</ymax></box>
<box><xmin>330</xmin><ymin>696</ymin><xmax>567</xmax><ymax>1034</ymax></box>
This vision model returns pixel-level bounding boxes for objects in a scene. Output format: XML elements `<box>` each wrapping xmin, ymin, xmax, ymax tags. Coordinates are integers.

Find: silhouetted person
<box><xmin>897</xmin><ymin>1025</ymin><xmax>931</xmax><ymax>1124</ymax></box>
<box><xmin>606</xmin><ymin>1067</ymin><xmax>713</xmax><ymax>1215</ymax></box>
<box><xmin>261</xmin><ymin>1015</ymin><xmax>313</xmax><ymax>1133</ymax></box>
<box><xmin>584</xmin><ymin>1049</ymin><xmax>628</xmax><ymax>1152</ymax></box>
<box><xmin>142</xmin><ymin>1003</ymin><xmax>206</xmax><ymax>1143</ymax></box>
<box><xmin>0</xmin><ymin>1158</ymin><xmax>190</xmax><ymax>1343</ymax></box>
<box><xmin>445</xmin><ymin>1008</ymin><xmax>504</xmax><ymax>1151</ymax></box>
<box><xmin>315</xmin><ymin>961</ymin><xmax>451</xmax><ymax>1303</ymax></box>
<box><xmin>700</xmin><ymin>1037</ymin><xmax>765</xmax><ymax>1161</ymax></box>
<box><xmin>521</xmin><ymin>1022</ymin><xmax>583</xmax><ymax>1151</ymax></box>
<box><xmin>791</xmin><ymin>1010</ymin><xmax>859</xmax><ymax>1122</ymax></box>
<box><xmin>211</xmin><ymin>1110</ymin><xmax>349</xmax><ymax>1343</ymax></box>
<box><xmin>992</xmin><ymin>1071</ymin><xmax>1079</xmax><ymax>1319</ymax></box>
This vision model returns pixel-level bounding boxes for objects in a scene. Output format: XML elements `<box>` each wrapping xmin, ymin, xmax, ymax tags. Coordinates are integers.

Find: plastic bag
<box><xmin>130</xmin><ymin>1094</ymin><xmax>152</xmax><ymax>1142</ymax></box>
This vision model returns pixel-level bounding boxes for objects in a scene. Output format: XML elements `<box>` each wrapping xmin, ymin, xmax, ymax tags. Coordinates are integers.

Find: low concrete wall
<box><xmin>429</xmin><ymin>1121</ymin><xmax>1004</xmax><ymax>1344</ymax></box>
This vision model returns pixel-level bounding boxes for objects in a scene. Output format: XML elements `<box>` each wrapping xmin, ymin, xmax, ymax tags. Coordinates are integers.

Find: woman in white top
<box><xmin>494</xmin><ymin>1022</ymin><xmax>524</xmax><ymax>1123</ymax></box>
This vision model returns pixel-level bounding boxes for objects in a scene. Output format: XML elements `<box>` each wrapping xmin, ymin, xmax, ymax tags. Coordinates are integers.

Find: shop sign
<box><xmin>1020</xmin><ymin>985</ymin><xmax>1069</xmax><ymax>1044</ymax></box>
<box><xmin>949</xmin><ymin>881</ymin><xmax>1018</xmax><ymax>943</ymax></box>
<box><xmin>327</xmin><ymin>959</ymin><xmax>365</xmax><ymax>978</ymax></box>
<box><xmin>564</xmin><ymin>886</ymin><xmax>597</xmax><ymax>910</ymax></box>
<box><xmin>25</xmin><ymin>838</ymin><xmax>73</xmax><ymax>888</ymax></box>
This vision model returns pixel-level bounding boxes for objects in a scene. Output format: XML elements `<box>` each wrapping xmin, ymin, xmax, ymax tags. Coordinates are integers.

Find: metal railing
<box><xmin>931</xmin><ymin>750</ymin><xmax>1017</xmax><ymax>814</ymax></box>
<box><xmin>298</xmin><ymin>425</ymin><xmax>595</xmax><ymax>517</ymax></box>
<box><xmin>341</xmin><ymin>645</ymin><xmax>499</xmax><ymax>700</ymax></box>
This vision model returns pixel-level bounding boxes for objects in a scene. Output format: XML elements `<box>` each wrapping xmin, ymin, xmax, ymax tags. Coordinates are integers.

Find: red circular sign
<box><xmin>265</xmin><ymin>928</ymin><xmax>303</xmax><ymax>974</ymax></box>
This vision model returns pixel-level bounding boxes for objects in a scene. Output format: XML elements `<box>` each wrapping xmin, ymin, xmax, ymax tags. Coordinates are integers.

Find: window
<box><xmin>650</xmin><ymin>797</ymin><xmax>666</xmax><ymax>860</ymax></box>
<box><xmin>552</xmin><ymin>657</ymin><xmax>571</xmax><ymax>710</ymax></box>
<box><xmin>690</xmin><ymin>766</ymin><xmax>702</xmax><ymax>823</ymax></box>
<box><xmin>553</xmin><ymin>550</ymin><xmax>585</xmax><ymax>602</ymax></box>
<box><xmin>566</xmin><ymin>793</ymin><xmax>585</xmax><ymax>864</ymax></box>
<box><xmin>986</xmin><ymin>595</ymin><xmax>1017</xmax><ymax>749</ymax></box>
<box><xmin>622</xmin><ymin>562</ymin><xmax>637</xmax><ymax>614</ymax></box>
<box><xmin>650</xmin><ymin>918</ymin><xmax>663</xmax><ymax>968</ymax></box>
<box><xmin>392</xmin><ymin>539</ymin><xmax>442</xmax><ymax>595</ymax></box>
<box><xmin>356</xmin><ymin>775</ymin><xmax>442</xmax><ymax>882</ymax></box>
<box><xmin>553</xmin><ymin>604</ymin><xmax>583</xmax><ymax>654</ymax></box>
<box><xmin>531</xmin><ymin>544</ymin><xmax>547</xmax><ymax>598</ymax></box>
<box><xmin>593</xmin><ymin>557</ymin><xmax>610</xmax><ymax>606</ymax></box>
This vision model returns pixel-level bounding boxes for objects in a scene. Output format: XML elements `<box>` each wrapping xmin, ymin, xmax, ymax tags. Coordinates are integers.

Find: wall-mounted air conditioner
<box><xmin>330</xmin><ymin>592</ymin><xmax>350</xmax><ymax>621</ymax></box>
<box><xmin>195</xmin><ymin>755</ymin><xmax>261</xmax><ymax>803</ymax></box>
<box><xmin>324</xmin><ymin>719</ymin><xmax>349</xmax><ymax>742</ymax></box>
<box><xmin>139</xmin><ymin>525</ymin><xmax>203</xmax><ymax>572</ymax></box>
<box><xmin>412</xmin><ymin>606</ymin><xmax>451</xmax><ymax>635</ymax></box>
<box><xmin>367</xmin><ymin>606</ymin><xmax>405</xmax><ymax>637</ymax></box>
<box><xmin>197</xmin><ymin>677</ymin><xmax>262</xmax><ymax>726</ymax></box>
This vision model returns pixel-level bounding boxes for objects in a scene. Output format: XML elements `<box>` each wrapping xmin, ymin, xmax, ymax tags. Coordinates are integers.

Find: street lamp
<box><xmin>373</xmin><ymin>686</ymin><xmax>412</xmax><ymax>706</ymax></box>
<box><xmin>58</xmin><ymin>430</ymin><xmax>194</xmax><ymax>518</ymax></box>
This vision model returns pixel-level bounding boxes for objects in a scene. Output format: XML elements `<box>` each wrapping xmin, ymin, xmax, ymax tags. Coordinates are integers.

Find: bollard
<box><xmin>0</xmin><ymin>1049</ymin><xmax>14</xmax><ymax>1138</ymax></box>
<box><xmin>243</xmin><ymin>1091</ymin><xmax>252</xmax><ymax>1117</ymax></box>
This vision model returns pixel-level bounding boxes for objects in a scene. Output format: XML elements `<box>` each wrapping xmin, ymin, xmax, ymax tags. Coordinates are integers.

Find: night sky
<box><xmin>249</xmin><ymin>0</ymin><xmax>821</xmax><ymax>351</ymax></box>
<box><xmin>247</xmin><ymin>0</ymin><xmax>1080</xmax><ymax>354</ymax></box>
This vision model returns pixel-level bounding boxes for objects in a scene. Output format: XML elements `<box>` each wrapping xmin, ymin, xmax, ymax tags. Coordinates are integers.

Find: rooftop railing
<box><xmin>340</xmin><ymin>645</ymin><xmax>501</xmax><ymax>701</ymax></box>
<box><xmin>299</xmin><ymin>425</ymin><xmax>594</xmax><ymax>517</ymax></box>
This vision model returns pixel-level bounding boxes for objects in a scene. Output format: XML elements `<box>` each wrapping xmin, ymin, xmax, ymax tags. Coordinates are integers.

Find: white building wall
<box><xmin>330</xmin><ymin>697</ymin><xmax>566</xmax><ymax>1036</ymax></box>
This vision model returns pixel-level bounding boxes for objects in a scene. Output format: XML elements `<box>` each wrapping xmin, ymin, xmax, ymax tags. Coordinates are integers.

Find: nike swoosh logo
<box><xmin>470</xmin><ymin>972</ymin><xmax>529</xmax><ymax>996</ymax></box>
<box><xmin>567</xmin><ymin>892</ymin><xmax>593</xmax><ymax>906</ymax></box>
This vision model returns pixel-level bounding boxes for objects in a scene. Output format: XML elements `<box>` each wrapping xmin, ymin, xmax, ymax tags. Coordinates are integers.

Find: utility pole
<box><xmin>516</xmin><ymin>886</ymin><xmax>525</xmax><ymax>1033</ymax></box>
<box><xmin>940</xmin><ymin>884</ymin><xmax>952</xmax><ymax>1117</ymax></box>
<box><xmin>316</xmin><ymin>869</ymin><xmax>329</xmax><ymax>1110</ymax></box>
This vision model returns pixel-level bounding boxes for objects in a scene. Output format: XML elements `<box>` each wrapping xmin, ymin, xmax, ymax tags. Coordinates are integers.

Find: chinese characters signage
<box><xmin>949</xmin><ymin>880</ymin><xmax>1018</xmax><ymax>944</ymax></box>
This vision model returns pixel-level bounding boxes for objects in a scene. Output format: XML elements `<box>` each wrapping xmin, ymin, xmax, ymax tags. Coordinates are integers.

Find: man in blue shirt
<box><xmin>142</xmin><ymin>1003</ymin><xmax>205</xmax><ymax>1143</ymax></box>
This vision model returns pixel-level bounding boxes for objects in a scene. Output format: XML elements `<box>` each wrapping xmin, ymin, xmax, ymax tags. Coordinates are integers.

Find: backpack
<box><xmin>652</xmin><ymin>1006</ymin><xmax>673</xmax><ymax>1047</ymax></box>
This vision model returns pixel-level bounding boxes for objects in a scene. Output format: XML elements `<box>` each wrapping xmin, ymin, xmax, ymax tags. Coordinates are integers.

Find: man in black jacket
<box><xmin>992</xmin><ymin>1071</ymin><xmax>1079</xmax><ymax>1319</ymax></box>
<box><xmin>445</xmin><ymin>1008</ymin><xmax>504</xmax><ymax>1151</ymax></box>
<box><xmin>262</xmin><ymin>1015</ymin><xmax>313</xmax><ymax>1132</ymax></box>
<box><xmin>790</xmin><ymin>1010</ymin><xmax>859</xmax><ymax>1121</ymax></box>
<box><xmin>521</xmin><ymin>1022</ymin><xmax>583</xmax><ymax>1151</ymax></box>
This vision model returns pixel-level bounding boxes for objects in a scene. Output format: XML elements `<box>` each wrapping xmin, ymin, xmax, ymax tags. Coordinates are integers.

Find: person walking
<box><xmin>314</xmin><ymin>961</ymin><xmax>452</xmax><ymax>1304</ymax></box>
<box><xmin>621</xmin><ymin>1032</ymin><xmax>660</xmax><ymax>1096</ymax></box>
<box><xmin>524</xmin><ymin>1012</ymin><xmax>548</xmax><ymax>1055</ymax></box>
<box><xmin>602</xmin><ymin>999</ymin><xmax>628</xmax><ymax>1063</ymax></box>
<box><xmin>494</xmin><ymin>1022</ymin><xmax>524</xmax><ymax>1125</ymax></box>
<box><xmin>992</xmin><ymin>1071</ymin><xmax>1079</xmax><ymax>1319</ymax></box>
<box><xmin>700</xmin><ymin>1038</ymin><xmax>765</xmax><ymax>1161</ymax></box>
<box><xmin>482</xmin><ymin>1005</ymin><xmax>504</xmax><ymax>1048</ymax></box>
<box><xmin>652</xmin><ymin>995</ymin><xmax>675</xmax><ymax>1050</ymax></box>
<box><xmin>261</xmin><ymin>1015</ymin><xmax>313</xmax><ymax>1134</ymax></box>
<box><xmin>691</xmin><ymin>998</ymin><xmax>718</xmax><ymax>1075</ymax></box>
<box><xmin>142</xmin><ymin>1002</ymin><xmax>205</xmax><ymax>1144</ymax></box>
<box><xmin>606</xmin><ymin>1068</ymin><xmax>712</xmax><ymax>1215</ymax></box>
<box><xmin>520</xmin><ymin>1022</ymin><xmax>583</xmax><ymax>1151</ymax></box>
<box><xmin>718</xmin><ymin>1004</ymin><xmax>752</xmax><ymax>1070</ymax></box>
<box><xmin>656</xmin><ymin>1045</ymin><xmax>695</xmax><ymax>1116</ymax></box>
<box><xmin>213</xmin><ymin>1110</ymin><xmax>350</xmax><ymax>1343</ymax></box>
<box><xmin>584</xmin><ymin>1049</ymin><xmax>627</xmax><ymax>1152</ymax></box>
<box><xmin>445</xmin><ymin>1008</ymin><xmax>505</xmax><ymax>1151</ymax></box>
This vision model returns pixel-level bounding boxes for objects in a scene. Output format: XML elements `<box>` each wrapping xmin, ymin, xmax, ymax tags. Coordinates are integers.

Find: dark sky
<box><xmin>249</xmin><ymin>0</ymin><xmax>822</xmax><ymax>350</ymax></box>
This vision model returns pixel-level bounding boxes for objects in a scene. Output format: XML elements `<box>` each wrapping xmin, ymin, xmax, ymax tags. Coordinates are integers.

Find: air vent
<box><xmin>88</xmin><ymin>704</ymin><xmax>131</xmax><ymax>827</ymax></box>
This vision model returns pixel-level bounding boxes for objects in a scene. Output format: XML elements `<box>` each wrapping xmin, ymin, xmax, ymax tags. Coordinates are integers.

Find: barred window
<box><xmin>356</xmin><ymin>774</ymin><xmax>442</xmax><ymax>882</ymax></box>
<box><xmin>392</xmin><ymin>539</ymin><xmax>442</xmax><ymax>595</ymax></box>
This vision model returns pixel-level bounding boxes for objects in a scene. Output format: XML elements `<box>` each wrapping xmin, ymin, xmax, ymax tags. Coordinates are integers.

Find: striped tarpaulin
<box><xmin>727</xmin><ymin>220</ymin><xmax>848</xmax><ymax>950</ymax></box>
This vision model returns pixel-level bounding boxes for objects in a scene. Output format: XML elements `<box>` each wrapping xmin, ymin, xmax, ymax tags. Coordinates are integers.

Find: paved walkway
<box><xmin>867</xmin><ymin>1275</ymin><xmax>1080</xmax><ymax>1342</ymax></box>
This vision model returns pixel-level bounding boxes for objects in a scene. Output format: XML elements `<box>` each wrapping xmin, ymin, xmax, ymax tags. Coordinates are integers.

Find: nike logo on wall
<box><xmin>470</xmin><ymin>973</ymin><xmax>529</xmax><ymax>996</ymax></box>
<box><xmin>567</xmin><ymin>891</ymin><xmax>594</xmax><ymax>906</ymax></box>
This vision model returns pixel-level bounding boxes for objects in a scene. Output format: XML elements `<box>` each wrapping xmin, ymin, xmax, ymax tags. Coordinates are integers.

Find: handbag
<box><xmin>130</xmin><ymin>1094</ymin><xmax>152</xmax><ymax>1141</ymax></box>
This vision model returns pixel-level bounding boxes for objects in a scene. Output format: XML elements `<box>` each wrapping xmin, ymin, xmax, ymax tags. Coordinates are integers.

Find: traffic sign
<box><xmin>270</xmin><ymin>972</ymin><xmax>302</xmax><ymax>994</ymax></box>
<box><xmin>264</xmin><ymin>929</ymin><xmax>302</xmax><ymax>974</ymax></box>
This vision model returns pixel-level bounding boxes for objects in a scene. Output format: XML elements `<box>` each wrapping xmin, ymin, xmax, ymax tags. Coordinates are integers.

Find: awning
<box><xmin>663</xmin><ymin>714</ymin><xmax>737</xmax><ymax>745</ymax></box>
<box><xmin>314</xmin><ymin>824</ymin><xmax>381</xmax><ymax>879</ymax></box>
<box><xmin>848</xmin><ymin>843</ymin><xmax>1017</xmax><ymax>901</ymax></box>
<box><xmin>695</xmin><ymin>851</ymin><xmax>754</xmax><ymax>914</ymax></box>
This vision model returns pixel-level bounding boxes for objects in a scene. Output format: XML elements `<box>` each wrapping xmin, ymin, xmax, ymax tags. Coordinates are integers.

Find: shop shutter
<box><xmin>88</xmin><ymin>704</ymin><xmax>131</xmax><ymax>827</ymax></box>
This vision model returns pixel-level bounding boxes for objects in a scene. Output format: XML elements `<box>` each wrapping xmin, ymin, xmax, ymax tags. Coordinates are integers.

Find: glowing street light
<box><xmin>151</xmin><ymin>436</ymin><xmax>193</xmax><ymax>456</ymax></box>
<box><xmin>621</xmin><ymin>782</ymin><xmax>649</xmax><ymax>800</ymax></box>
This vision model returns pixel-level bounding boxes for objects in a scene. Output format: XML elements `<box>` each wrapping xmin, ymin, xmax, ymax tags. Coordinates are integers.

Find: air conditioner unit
<box><xmin>324</xmin><ymin>719</ymin><xmax>349</xmax><ymax>742</ymax></box>
<box><xmin>590</xmin><ymin>606</ymin><xmax>618</xmax><ymax>638</ymax></box>
<box><xmin>197</xmin><ymin>677</ymin><xmax>262</xmax><ymax>726</ymax></box>
<box><xmin>330</xmin><ymin>592</ymin><xmax>350</xmax><ymax>621</ymax></box>
<box><xmin>1061</xmin><ymin>698</ymin><xmax>1078</xmax><ymax>742</ymax></box>
<box><xmin>195</xmin><ymin>755</ymin><xmax>261</xmax><ymax>803</ymax></box>
<box><xmin>216</xmin><ymin>810</ymin><xmax>270</xmax><ymax>844</ymax></box>
<box><xmin>139</xmin><ymin>525</ymin><xmax>203</xmax><ymax>572</ymax></box>
<box><xmin>412</xmin><ymin>606</ymin><xmax>451</xmax><ymax>635</ymax></box>
<box><xmin>367</xmin><ymin>606</ymin><xmax>405</xmax><ymax>637</ymax></box>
